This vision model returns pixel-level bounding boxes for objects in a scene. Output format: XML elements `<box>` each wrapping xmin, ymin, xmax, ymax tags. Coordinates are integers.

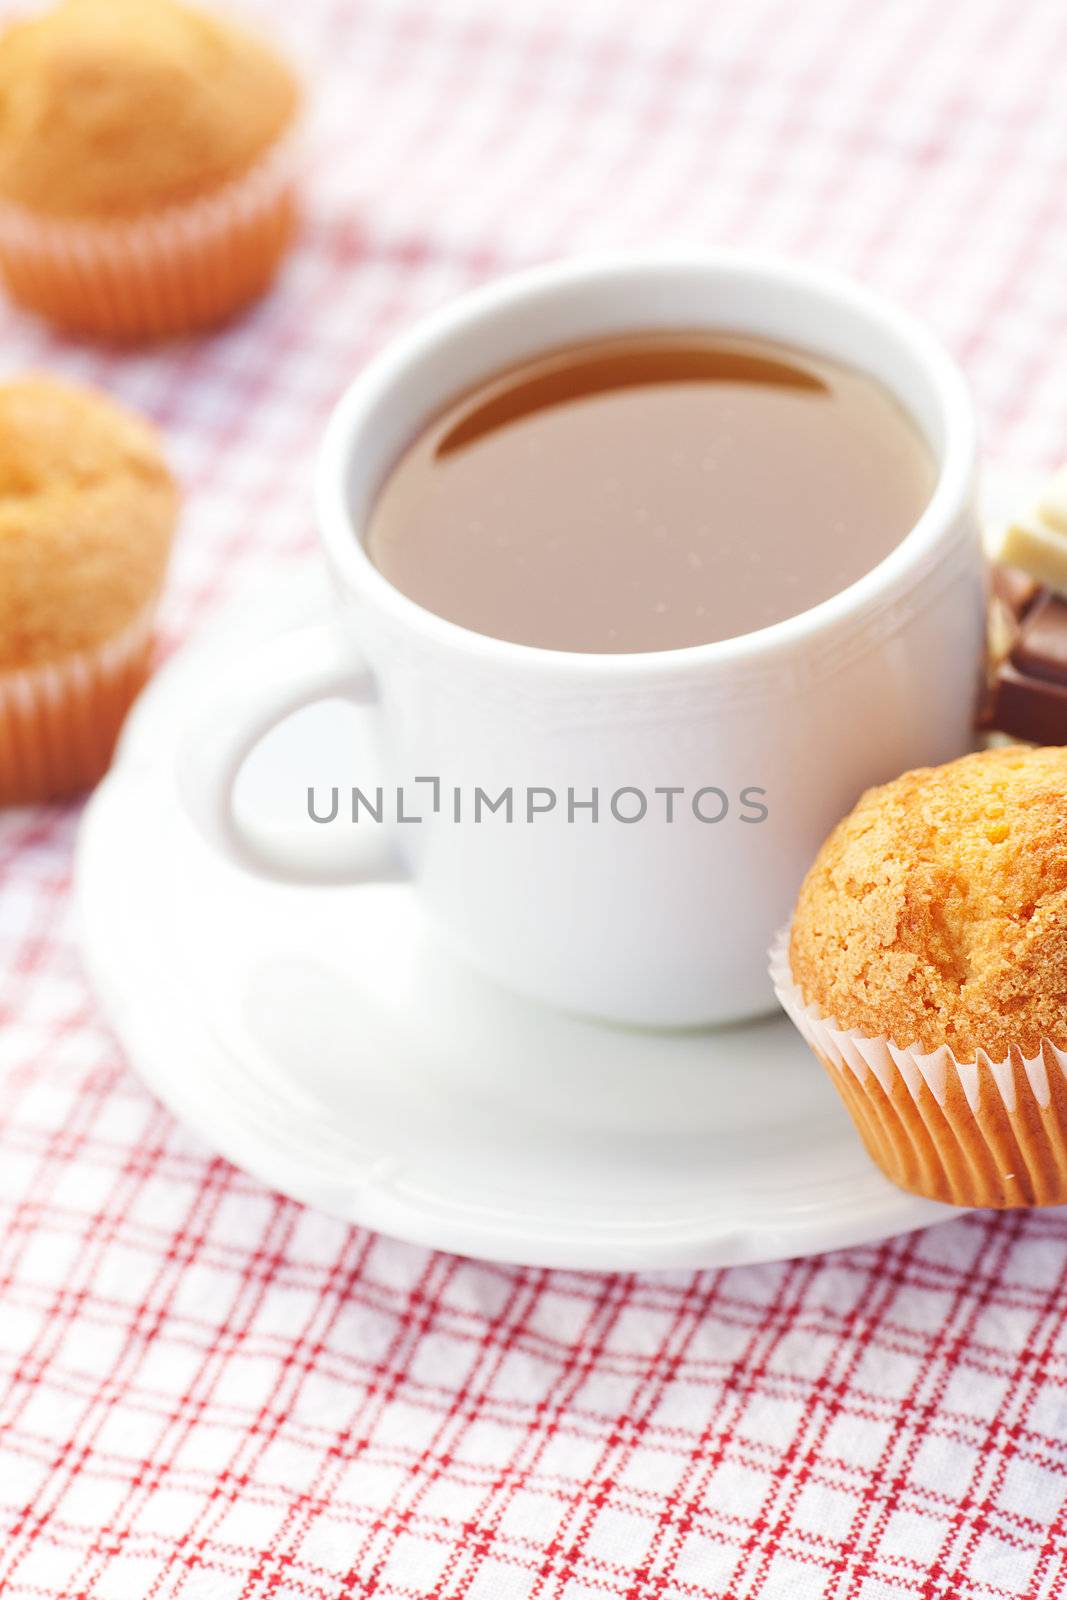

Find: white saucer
<box><xmin>73</xmin><ymin>542</ymin><xmax>1011</xmax><ymax>1271</ymax></box>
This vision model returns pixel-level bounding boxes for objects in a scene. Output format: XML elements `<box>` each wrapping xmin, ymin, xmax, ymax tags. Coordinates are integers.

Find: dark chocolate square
<box><xmin>988</xmin><ymin>658</ymin><xmax>1067</xmax><ymax>744</ymax></box>
<box><xmin>991</xmin><ymin>564</ymin><xmax>1040</xmax><ymax>620</ymax></box>
<box><xmin>1010</xmin><ymin>592</ymin><xmax>1067</xmax><ymax>687</ymax></box>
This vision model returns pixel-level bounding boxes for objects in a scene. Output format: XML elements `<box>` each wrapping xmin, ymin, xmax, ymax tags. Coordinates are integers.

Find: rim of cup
<box><xmin>315</xmin><ymin>250</ymin><xmax>977</xmax><ymax>680</ymax></box>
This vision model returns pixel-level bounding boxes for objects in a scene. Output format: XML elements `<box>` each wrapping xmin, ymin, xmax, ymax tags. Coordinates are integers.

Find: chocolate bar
<box><xmin>983</xmin><ymin>585</ymin><xmax>1067</xmax><ymax>743</ymax></box>
<box><xmin>991</xmin><ymin>563</ymin><xmax>1040</xmax><ymax>621</ymax></box>
<box><xmin>1011</xmin><ymin>592</ymin><xmax>1067</xmax><ymax>686</ymax></box>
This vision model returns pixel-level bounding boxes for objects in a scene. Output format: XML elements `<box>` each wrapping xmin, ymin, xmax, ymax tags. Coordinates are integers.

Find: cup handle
<box><xmin>176</xmin><ymin>619</ymin><xmax>405</xmax><ymax>884</ymax></box>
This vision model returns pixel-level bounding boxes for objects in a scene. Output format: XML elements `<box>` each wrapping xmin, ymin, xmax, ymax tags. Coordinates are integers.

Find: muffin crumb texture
<box><xmin>0</xmin><ymin>375</ymin><xmax>177</xmax><ymax>668</ymax></box>
<box><xmin>0</xmin><ymin>0</ymin><xmax>298</xmax><ymax>218</ymax></box>
<box><xmin>789</xmin><ymin>745</ymin><xmax>1067</xmax><ymax>1060</ymax></box>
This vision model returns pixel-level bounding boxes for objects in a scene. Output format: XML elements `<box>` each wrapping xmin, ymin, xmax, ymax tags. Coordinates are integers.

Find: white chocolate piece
<box><xmin>991</xmin><ymin>515</ymin><xmax>1067</xmax><ymax>599</ymax></box>
<box><xmin>1038</xmin><ymin>464</ymin><xmax>1067</xmax><ymax>533</ymax></box>
<box><xmin>982</xmin><ymin>729</ymin><xmax>1036</xmax><ymax>749</ymax></box>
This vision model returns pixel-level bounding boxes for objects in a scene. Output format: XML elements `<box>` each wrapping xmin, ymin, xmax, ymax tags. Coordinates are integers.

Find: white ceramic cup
<box><xmin>179</xmin><ymin>253</ymin><xmax>984</xmax><ymax>1028</ymax></box>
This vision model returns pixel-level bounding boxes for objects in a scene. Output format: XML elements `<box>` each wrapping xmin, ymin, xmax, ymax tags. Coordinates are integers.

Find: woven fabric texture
<box><xmin>3</xmin><ymin>0</ymin><xmax>1067</xmax><ymax>1595</ymax></box>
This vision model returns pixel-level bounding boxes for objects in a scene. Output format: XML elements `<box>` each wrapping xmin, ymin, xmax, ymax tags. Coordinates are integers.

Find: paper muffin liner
<box><xmin>769</xmin><ymin>927</ymin><xmax>1067</xmax><ymax>1208</ymax></box>
<box><xmin>0</xmin><ymin>129</ymin><xmax>299</xmax><ymax>341</ymax></box>
<box><xmin>0</xmin><ymin>605</ymin><xmax>156</xmax><ymax>807</ymax></box>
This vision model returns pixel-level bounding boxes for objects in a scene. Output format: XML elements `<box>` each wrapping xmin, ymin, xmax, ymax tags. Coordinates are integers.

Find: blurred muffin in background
<box><xmin>0</xmin><ymin>0</ymin><xmax>300</xmax><ymax>340</ymax></box>
<box><xmin>0</xmin><ymin>376</ymin><xmax>178</xmax><ymax>804</ymax></box>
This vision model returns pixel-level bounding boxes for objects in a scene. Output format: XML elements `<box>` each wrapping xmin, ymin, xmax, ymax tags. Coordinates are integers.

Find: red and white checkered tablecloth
<box><xmin>4</xmin><ymin>0</ymin><xmax>1067</xmax><ymax>1594</ymax></box>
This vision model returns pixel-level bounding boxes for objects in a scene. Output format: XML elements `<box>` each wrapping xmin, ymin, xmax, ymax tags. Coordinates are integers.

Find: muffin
<box><xmin>0</xmin><ymin>0</ymin><xmax>300</xmax><ymax>340</ymax></box>
<box><xmin>771</xmin><ymin>745</ymin><xmax>1067</xmax><ymax>1208</ymax></box>
<box><xmin>0</xmin><ymin>376</ymin><xmax>178</xmax><ymax>804</ymax></box>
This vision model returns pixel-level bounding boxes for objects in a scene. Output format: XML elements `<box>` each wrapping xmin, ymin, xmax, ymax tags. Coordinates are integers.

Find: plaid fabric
<box><xmin>3</xmin><ymin>0</ymin><xmax>1067</xmax><ymax>1593</ymax></box>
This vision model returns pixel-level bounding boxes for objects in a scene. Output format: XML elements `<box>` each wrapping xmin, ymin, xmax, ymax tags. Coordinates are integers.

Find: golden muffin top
<box><xmin>0</xmin><ymin>376</ymin><xmax>178</xmax><ymax>667</ymax></box>
<box><xmin>788</xmin><ymin>745</ymin><xmax>1067</xmax><ymax>1059</ymax></box>
<box><xmin>0</xmin><ymin>0</ymin><xmax>298</xmax><ymax>219</ymax></box>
